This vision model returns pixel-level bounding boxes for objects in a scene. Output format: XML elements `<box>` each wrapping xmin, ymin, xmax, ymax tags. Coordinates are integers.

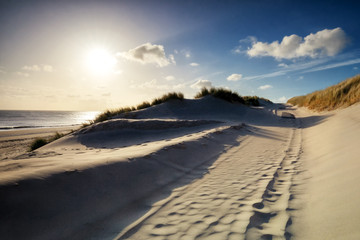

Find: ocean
<box><xmin>0</xmin><ymin>110</ymin><xmax>100</xmax><ymax>130</ymax></box>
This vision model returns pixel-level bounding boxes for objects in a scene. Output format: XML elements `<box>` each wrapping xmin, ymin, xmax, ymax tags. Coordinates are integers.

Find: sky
<box><xmin>1</xmin><ymin>0</ymin><xmax>360</xmax><ymax>111</ymax></box>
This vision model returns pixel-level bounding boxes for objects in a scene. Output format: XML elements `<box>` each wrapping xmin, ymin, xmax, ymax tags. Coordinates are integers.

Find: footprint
<box><xmin>253</xmin><ymin>202</ymin><xmax>264</xmax><ymax>209</ymax></box>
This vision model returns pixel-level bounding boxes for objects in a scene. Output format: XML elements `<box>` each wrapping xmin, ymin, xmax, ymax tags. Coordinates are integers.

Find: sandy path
<box><xmin>116</xmin><ymin>122</ymin><xmax>301</xmax><ymax>240</ymax></box>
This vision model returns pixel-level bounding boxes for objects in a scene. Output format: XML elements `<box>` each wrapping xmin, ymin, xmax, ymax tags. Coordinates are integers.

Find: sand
<box><xmin>290</xmin><ymin>104</ymin><xmax>360</xmax><ymax>239</ymax></box>
<box><xmin>0</xmin><ymin>97</ymin><xmax>359</xmax><ymax>240</ymax></box>
<box><xmin>0</xmin><ymin>126</ymin><xmax>79</xmax><ymax>160</ymax></box>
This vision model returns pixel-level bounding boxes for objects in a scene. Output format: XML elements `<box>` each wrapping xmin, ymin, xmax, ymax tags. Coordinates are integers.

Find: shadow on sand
<box><xmin>0</xmin><ymin>104</ymin><xmax>331</xmax><ymax>240</ymax></box>
<box><xmin>0</xmin><ymin>125</ymin><xmax>244</xmax><ymax>240</ymax></box>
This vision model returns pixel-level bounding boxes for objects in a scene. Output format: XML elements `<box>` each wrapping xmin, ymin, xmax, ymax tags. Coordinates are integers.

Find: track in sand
<box><xmin>116</xmin><ymin>119</ymin><xmax>305</xmax><ymax>240</ymax></box>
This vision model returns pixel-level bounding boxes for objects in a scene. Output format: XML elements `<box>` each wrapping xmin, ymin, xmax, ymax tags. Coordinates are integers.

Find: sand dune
<box><xmin>1</xmin><ymin>97</ymin><xmax>359</xmax><ymax>239</ymax></box>
<box><xmin>291</xmin><ymin>103</ymin><xmax>360</xmax><ymax>239</ymax></box>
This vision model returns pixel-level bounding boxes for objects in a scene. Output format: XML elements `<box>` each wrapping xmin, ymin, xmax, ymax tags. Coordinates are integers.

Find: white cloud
<box><xmin>23</xmin><ymin>65</ymin><xmax>41</xmax><ymax>71</ymax></box>
<box><xmin>137</xmin><ymin>79</ymin><xmax>169</xmax><ymax>90</ymax></box>
<box><xmin>169</xmin><ymin>54</ymin><xmax>176</xmax><ymax>65</ymax></box>
<box><xmin>182</xmin><ymin>50</ymin><xmax>191</xmax><ymax>58</ymax></box>
<box><xmin>191</xmin><ymin>79</ymin><xmax>213</xmax><ymax>89</ymax></box>
<box><xmin>16</xmin><ymin>72</ymin><xmax>30</xmax><ymax>77</ymax></box>
<box><xmin>354</xmin><ymin>66</ymin><xmax>359</xmax><ymax>70</ymax></box>
<box><xmin>22</xmin><ymin>64</ymin><xmax>54</xmax><ymax>72</ymax></box>
<box><xmin>42</xmin><ymin>65</ymin><xmax>54</xmax><ymax>72</ymax></box>
<box><xmin>227</xmin><ymin>73</ymin><xmax>242</xmax><ymax>81</ymax></box>
<box><xmin>132</xmin><ymin>79</ymin><xmax>185</xmax><ymax>90</ymax></box>
<box><xmin>258</xmin><ymin>84</ymin><xmax>273</xmax><ymax>90</ymax></box>
<box><xmin>175</xmin><ymin>49</ymin><xmax>192</xmax><ymax>58</ymax></box>
<box><xmin>118</xmin><ymin>43</ymin><xmax>174</xmax><ymax>67</ymax></box>
<box><xmin>190</xmin><ymin>62</ymin><xmax>199</xmax><ymax>67</ymax></box>
<box><xmin>278</xmin><ymin>63</ymin><xmax>289</xmax><ymax>68</ymax></box>
<box><xmin>173</xmin><ymin>83</ymin><xmax>186</xmax><ymax>89</ymax></box>
<box><xmin>247</xmin><ymin>28</ymin><xmax>348</xmax><ymax>60</ymax></box>
<box><xmin>233</xmin><ymin>36</ymin><xmax>257</xmax><ymax>54</ymax></box>
<box><xmin>276</xmin><ymin>96</ymin><xmax>288</xmax><ymax>103</ymax></box>
<box><xmin>165</xmin><ymin>75</ymin><xmax>175</xmax><ymax>81</ymax></box>
<box><xmin>140</xmin><ymin>79</ymin><xmax>168</xmax><ymax>89</ymax></box>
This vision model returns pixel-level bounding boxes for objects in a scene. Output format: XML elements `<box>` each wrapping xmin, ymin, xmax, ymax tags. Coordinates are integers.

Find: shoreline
<box><xmin>0</xmin><ymin>125</ymin><xmax>80</xmax><ymax>160</ymax></box>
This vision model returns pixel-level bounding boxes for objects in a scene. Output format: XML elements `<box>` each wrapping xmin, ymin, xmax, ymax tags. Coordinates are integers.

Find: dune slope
<box><xmin>287</xmin><ymin>74</ymin><xmax>360</xmax><ymax>111</ymax></box>
<box><xmin>292</xmin><ymin>103</ymin><xmax>360</xmax><ymax>239</ymax></box>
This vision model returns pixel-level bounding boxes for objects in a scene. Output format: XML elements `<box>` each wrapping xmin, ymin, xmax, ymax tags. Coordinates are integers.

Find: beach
<box><xmin>0</xmin><ymin>126</ymin><xmax>79</xmax><ymax>160</ymax></box>
<box><xmin>0</xmin><ymin>97</ymin><xmax>360</xmax><ymax>239</ymax></box>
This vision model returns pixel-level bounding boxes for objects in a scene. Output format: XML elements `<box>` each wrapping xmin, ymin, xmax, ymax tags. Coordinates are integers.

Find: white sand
<box><xmin>0</xmin><ymin>97</ymin><xmax>359</xmax><ymax>240</ymax></box>
<box><xmin>290</xmin><ymin>103</ymin><xmax>360</xmax><ymax>239</ymax></box>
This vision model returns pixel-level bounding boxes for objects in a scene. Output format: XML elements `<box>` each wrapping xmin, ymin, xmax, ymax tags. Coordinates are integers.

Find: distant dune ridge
<box><xmin>92</xmin><ymin>88</ymin><xmax>265</xmax><ymax>124</ymax></box>
<box><xmin>288</xmin><ymin>74</ymin><xmax>360</xmax><ymax>111</ymax></box>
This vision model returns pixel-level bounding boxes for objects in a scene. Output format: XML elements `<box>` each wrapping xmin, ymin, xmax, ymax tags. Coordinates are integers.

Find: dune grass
<box><xmin>194</xmin><ymin>87</ymin><xmax>262</xmax><ymax>106</ymax></box>
<box><xmin>151</xmin><ymin>92</ymin><xmax>184</xmax><ymax>105</ymax></box>
<box><xmin>92</xmin><ymin>92</ymin><xmax>184</xmax><ymax>123</ymax></box>
<box><xmin>29</xmin><ymin>132</ymin><xmax>65</xmax><ymax>151</ymax></box>
<box><xmin>89</xmin><ymin>89</ymin><xmax>269</xmax><ymax>125</ymax></box>
<box><xmin>136</xmin><ymin>101</ymin><xmax>151</xmax><ymax>110</ymax></box>
<box><xmin>287</xmin><ymin>74</ymin><xmax>360</xmax><ymax>111</ymax></box>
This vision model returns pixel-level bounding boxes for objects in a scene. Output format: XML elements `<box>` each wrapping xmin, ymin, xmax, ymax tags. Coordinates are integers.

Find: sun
<box><xmin>85</xmin><ymin>48</ymin><xmax>117</xmax><ymax>75</ymax></box>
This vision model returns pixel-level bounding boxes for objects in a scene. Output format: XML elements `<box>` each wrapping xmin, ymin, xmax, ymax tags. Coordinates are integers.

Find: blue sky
<box><xmin>1</xmin><ymin>0</ymin><xmax>360</xmax><ymax>110</ymax></box>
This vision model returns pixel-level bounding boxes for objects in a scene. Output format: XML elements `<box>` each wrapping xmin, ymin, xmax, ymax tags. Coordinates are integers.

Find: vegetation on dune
<box><xmin>151</xmin><ymin>92</ymin><xmax>184</xmax><ymax>105</ymax></box>
<box><xmin>194</xmin><ymin>87</ymin><xmax>265</xmax><ymax>106</ymax></box>
<box><xmin>29</xmin><ymin>138</ymin><xmax>48</xmax><ymax>151</ymax></box>
<box><xmin>89</xmin><ymin>89</ymin><xmax>270</xmax><ymax>126</ymax></box>
<box><xmin>91</xmin><ymin>107</ymin><xmax>135</xmax><ymax>124</ymax></box>
<box><xmin>92</xmin><ymin>92</ymin><xmax>184</xmax><ymax>123</ymax></box>
<box><xmin>29</xmin><ymin>132</ymin><xmax>65</xmax><ymax>151</ymax></box>
<box><xmin>287</xmin><ymin>74</ymin><xmax>360</xmax><ymax>111</ymax></box>
<box><xmin>136</xmin><ymin>101</ymin><xmax>151</xmax><ymax>110</ymax></box>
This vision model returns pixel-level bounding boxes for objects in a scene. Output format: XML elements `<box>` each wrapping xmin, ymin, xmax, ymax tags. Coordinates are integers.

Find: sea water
<box><xmin>0</xmin><ymin>110</ymin><xmax>99</xmax><ymax>130</ymax></box>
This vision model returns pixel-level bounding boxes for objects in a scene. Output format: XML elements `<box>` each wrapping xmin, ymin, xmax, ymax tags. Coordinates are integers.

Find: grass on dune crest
<box><xmin>89</xmin><ymin>89</ymin><xmax>270</xmax><ymax>126</ymax></box>
<box><xmin>29</xmin><ymin>132</ymin><xmax>66</xmax><ymax>151</ymax></box>
<box><xmin>287</xmin><ymin>74</ymin><xmax>360</xmax><ymax>111</ymax></box>
<box><xmin>90</xmin><ymin>92</ymin><xmax>184</xmax><ymax>124</ymax></box>
<box><xmin>194</xmin><ymin>87</ymin><xmax>266</xmax><ymax>106</ymax></box>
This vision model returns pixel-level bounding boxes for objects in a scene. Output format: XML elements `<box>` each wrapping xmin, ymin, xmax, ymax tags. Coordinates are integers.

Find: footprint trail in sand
<box><xmin>117</xmin><ymin>121</ymin><xmax>304</xmax><ymax>240</ymax></box>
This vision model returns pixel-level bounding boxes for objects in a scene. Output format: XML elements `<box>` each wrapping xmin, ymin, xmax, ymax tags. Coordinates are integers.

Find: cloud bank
<box><xmin>118</xmin><ymin>43</ymin><xmax>175</xmax><ymax>67</ymax></box>
<box><xmin>247</xmin><ymin>27</ymin><xmax>348</xmax><ymax>59</ymax></box>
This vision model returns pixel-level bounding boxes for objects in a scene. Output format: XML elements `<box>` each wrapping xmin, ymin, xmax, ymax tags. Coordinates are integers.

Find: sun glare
<box><xmin>85</xmin><ymin>48</ymin><xmax>117</xmax><ymax>75</ymax></box>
